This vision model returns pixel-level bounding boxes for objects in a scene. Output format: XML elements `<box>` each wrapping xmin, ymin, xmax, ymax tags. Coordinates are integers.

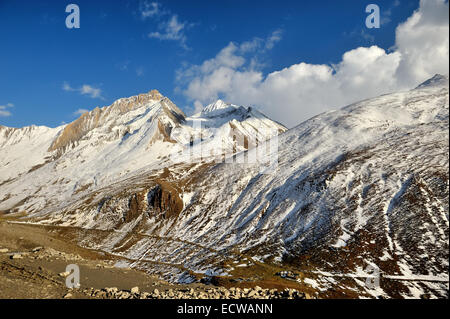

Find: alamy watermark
<box><xmin>65</xmin><ymin>4</ymin><xmax>80</xmax><ymax>29</ymax></box>
<box><xmin>63</xmin><ymin>4</ymin><xmax>382</xmax><ymax>30</ymax></box>
<box><xmin>364</xmin><ymin>263</ymin><xmax>380</xmax><ymax>289</ymax></box>
<box><xmin>365</xmin><ymin>4</ymin><xmax>380</xmax><ymax>29</ymax></box>
<box><xmin>65</xmin><ymin>264</ymin><xmax>81</xmax><ymax>289</ymax></box>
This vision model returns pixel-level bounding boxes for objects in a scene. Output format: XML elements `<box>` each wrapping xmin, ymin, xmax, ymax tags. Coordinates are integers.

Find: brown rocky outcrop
<box><xmin>48</xmin><ymin>90</ymin><xmax>170</xmax><ymax>152</ymax></box>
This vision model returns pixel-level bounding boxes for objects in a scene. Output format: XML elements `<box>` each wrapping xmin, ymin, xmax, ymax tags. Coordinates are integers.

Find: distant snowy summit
<box><xmin>199</xmin><ymin>99</ymin><xmax>240</xmax><ymax>117</ymax></box>
<box><xmin>416</xmin><ymin>74</ymin><xmax>449</xmax><ymax>89</ymax></box>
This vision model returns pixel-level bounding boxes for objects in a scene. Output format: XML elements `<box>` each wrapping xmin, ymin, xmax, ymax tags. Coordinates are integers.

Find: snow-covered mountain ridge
<box><xmin>1</xmin><ymin>75</ymin><xmax>448</xmax><ymax>298</ymax></box>
<box><xmin>0</xmin><ymin>90</ymin><xmax>285</xmax><ymax>215</ymax></box>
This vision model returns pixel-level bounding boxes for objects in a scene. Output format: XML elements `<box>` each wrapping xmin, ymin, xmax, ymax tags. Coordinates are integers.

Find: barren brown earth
<box><xmin>0</xmin><ymin>218</ymin><xmax>307</xmax><ymax>299</ymax></box>
<box><xmin>0</xmin><ymin>218</ymin><xmax>175</xmax><ymax>298</ymax></box>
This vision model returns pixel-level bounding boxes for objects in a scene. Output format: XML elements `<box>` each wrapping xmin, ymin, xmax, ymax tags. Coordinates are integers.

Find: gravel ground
<box><xmin>0</xmin><ymin>220</ymin><xmax>308</xmax><ymax>299</ymax></box>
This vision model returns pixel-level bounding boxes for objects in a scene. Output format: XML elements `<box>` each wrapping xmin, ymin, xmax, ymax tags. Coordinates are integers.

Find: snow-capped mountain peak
<box><xmin>0</xmin><ymin>90</ymin><xmax>285</xmax><ymax>216</ymax></box>
<box><xmin>200</xmin><ymin>99</ymin><xmax>239</xmax><ymax>117</ymax></box>
<box><xmin>48</xmin><ymin>89</ymin><xmax>183</xmax><ymax>152</ymax></box>
<box><xmin>203</xmin><ymin>99</ymin><xmax>230</xmax><ymax>110</ymax></box>
<box><xmin>416</xmin><ymin>74</ymin><xmax>449</xmax><ymax>89</ymax></box>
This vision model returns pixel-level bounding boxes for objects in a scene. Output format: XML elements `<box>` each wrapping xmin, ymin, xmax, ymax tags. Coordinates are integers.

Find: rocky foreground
<box><xmin>82</xmin><ymin>286</ymin><xmax>308</xmax><ymax>300</ymax></box>
<box><xmin>0</xmin><ymin>220</ymin><xmax>309</xmax><ymax>299</ymax></box>
<box><xmin>2</xmin><ymin>242</ymin><xmax>308</xmax><ymax>299</ymax></box>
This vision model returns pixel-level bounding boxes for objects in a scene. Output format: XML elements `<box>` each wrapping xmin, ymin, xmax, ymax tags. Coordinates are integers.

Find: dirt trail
<box><xmin>0</xmin><ymin>219</ymin><xmax>190</xmax><ymax>299</ymax></box>
<box><xmin>0</xmin><ymin>219</ymin><xmax>309</xmax><ymax>300</ymax></box>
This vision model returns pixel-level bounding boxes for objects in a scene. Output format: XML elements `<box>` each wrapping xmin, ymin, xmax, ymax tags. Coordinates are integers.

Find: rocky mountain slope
<box><xmin>0</xmin><ymin>91</ymin><xmax>285</xmax><ymax>216</ymax></box>
<box><xmin>0</xmin><ymin>75</ymin><xmax>448</xmax><ymax>299</ymax></box>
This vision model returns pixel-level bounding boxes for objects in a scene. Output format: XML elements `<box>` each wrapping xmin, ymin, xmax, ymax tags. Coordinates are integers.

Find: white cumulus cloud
<box><xmin>177</xmin><ymin>0</ymin><xmax>449</xmax><ymax>128</ymax></box>
<box><xmin>394</xmin><ymin>0</ymin><xmax>449</xmax><ymax>87</ymax></box>
<box><xmin>80</xmin><ymin>85</ymin><xmax>102</xmax><ymax>99</ymax></box>
<box><xmin>72</xmin><ymin>108</ymin><xmax>89</xmax><ymax>116</ymax></box>
<box><xmin>63</xmin><ymin>82</ymin><xmax>104</xmax><ymax>100</ymax></box>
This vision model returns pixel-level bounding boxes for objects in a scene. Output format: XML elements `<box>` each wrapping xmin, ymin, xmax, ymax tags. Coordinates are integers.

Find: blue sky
<box><xmin>0</xmin><ymin>0</ymin><xmax>441</xmax><ymax>128</ymax></box>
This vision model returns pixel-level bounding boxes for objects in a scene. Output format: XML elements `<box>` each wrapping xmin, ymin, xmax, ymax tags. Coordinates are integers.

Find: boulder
<box><xmin>131</xmin><ymin>286</ymin><xmax>139</xmax><ymax>294</ymax></box>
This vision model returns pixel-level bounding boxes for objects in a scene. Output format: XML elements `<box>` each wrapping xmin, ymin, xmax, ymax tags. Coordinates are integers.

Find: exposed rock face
<box><xmin>88</xmin><ymin>181</ymin><xmax>184</xmax><ymax>230</ymax></box>
<box><xmin>118</xmin><ymin>184</ymin><xmax>184</xmax><ymax>224</ymax></box>
<box><xmin>147</xmin><ymin>185</ymin><xmax>183</xmax><ymax>219</ymax></box>
<box><xmin>48</xmin><ymin>89</ymin><xmax>172</xmax><ymax>152</ymax></box>
<box><xmin>125</xmin><ymin>193</ymin><xmax>147</xmax><ymax>223</ymax></box>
